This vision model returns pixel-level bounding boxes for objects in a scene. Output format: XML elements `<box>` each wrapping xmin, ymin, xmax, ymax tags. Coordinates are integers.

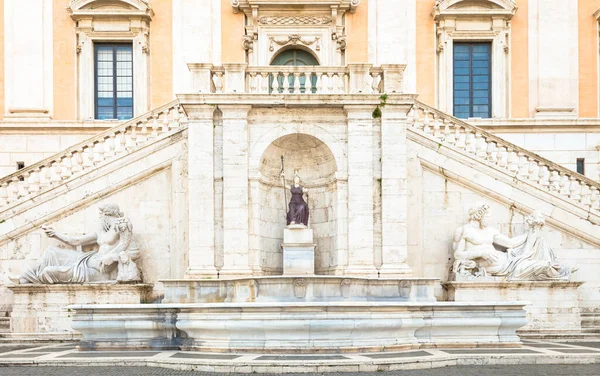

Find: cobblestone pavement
<box><xmin>1</xmin><ymin>364</ymin><xmax>600</xmax><ymax>376</ymax></box>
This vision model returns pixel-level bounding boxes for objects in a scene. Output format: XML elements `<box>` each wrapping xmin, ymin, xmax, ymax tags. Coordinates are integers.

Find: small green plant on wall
<box><xmin>372</xmin><ymin>94</ymin><xmax>388</xmax><ymax>119</ymax></box>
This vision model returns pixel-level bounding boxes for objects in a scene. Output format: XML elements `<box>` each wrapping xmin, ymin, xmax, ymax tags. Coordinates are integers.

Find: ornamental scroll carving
<box><xmin>269</xmin><ymin>35</ymin><xmax>321</xmax><ymax>52</ymax></box>
<box><xmin>258</xmin><ymin>16</ymin><xmax>332</xmax><ymax>25</ymax></box>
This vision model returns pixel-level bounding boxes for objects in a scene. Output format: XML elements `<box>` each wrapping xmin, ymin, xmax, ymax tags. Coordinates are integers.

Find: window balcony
<box><xmin>188</xmin><ymin>63</ymin><xmax>406</xmax><ymax>95</ymax></box>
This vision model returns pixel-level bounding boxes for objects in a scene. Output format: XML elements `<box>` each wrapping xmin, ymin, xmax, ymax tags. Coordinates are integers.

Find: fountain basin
<box><xmin>160</xmin><ymin>277</ymin><xmax>438</xmax><ymax>304</ymax></box>
<box><xmin>69</xmin><ymin>301</ymin><xmax>527</xmax><ymax>352</ymax></box>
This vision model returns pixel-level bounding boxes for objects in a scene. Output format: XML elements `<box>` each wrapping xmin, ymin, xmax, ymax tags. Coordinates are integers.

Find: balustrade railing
<box><xmin>206</xmin><ymin>65</ymin><xmax>387</xmax><ymax>94</ymax></box>
<box><xmin>0</xmin><ymin>100</ymin><xmax>186</xmax><ymax>211</ymax></box>
<box><xmin>410</xmin><ymin>101</ymin><xmax>600</xmax><ymax>213</ymax></box>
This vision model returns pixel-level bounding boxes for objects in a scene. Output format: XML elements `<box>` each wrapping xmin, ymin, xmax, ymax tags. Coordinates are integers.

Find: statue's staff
<box><xmin>280</xmin><ymin>156</ymin><xmax>287</xmax><ymax>218</ymax></box>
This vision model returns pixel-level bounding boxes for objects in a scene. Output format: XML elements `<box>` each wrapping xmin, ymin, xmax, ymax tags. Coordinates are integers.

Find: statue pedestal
<box><xmin>281</xmin><ymin>225</ymin><xmax>315</xmax><ymax>275</ymax></box>
<box><xmin>444</xmin><ymin>281</ymin><xmax>583</xmax><ymax>337</ymax></box>
<box><xmin>7</xmin><ymin>283</ymin><xmax>152</xmax><ymax>340</ymax></box>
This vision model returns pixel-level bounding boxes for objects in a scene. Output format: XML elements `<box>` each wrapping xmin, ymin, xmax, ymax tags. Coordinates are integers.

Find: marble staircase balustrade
<box><xmin>0</xmin><ymin>101</ymin><xmax>186</xmax><ymax>214</ymax></box>
<box><xmin>410</xmin><ymin>101</ymin><xmax>600</xmax><ymax>214</ymax></box>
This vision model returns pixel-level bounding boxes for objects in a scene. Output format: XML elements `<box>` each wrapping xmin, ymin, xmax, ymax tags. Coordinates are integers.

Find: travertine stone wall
<box><xmin>407</xmin><ymin>138</ymin><xmax>600</xmax><ymax>308</ymax></box>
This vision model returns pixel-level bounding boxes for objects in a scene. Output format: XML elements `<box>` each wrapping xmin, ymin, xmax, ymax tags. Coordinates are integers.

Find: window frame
<box><xmin>94</xmin><ymin>43</ymin><xmax>134</xmax><ymax>120</ymax></box>
<box><xmin>453</xmin><ymin>42</ymin><xmax>492</xmax><ymax>119</ymax></box>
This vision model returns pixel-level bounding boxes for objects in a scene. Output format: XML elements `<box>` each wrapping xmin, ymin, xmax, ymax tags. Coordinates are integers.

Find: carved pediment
<box><xmin>433</xmin><ymin>0</ymin><xmax>516</xmax><ymax>19</ymax></box>
<box><xmin>68</xmin><ymin>0</ymin><xmax>154</xmax><ymax>19</ymax></box>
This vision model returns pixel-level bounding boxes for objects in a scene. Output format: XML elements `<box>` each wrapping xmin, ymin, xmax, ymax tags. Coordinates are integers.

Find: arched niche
<box><xmin>253</xmin><ymin>133</ymin><xmax>339</xmax><ymax>274</ymax></box>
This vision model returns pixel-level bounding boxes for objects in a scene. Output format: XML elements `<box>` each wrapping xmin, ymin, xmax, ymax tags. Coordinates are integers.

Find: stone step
<box><xmin>581</xmin><ymin>313</ymin><xmax>600</xmax><ymax>329</ymax></box>
<box><xmin>0</xmin><ymin>317</ymin><xmax>10</xmax><ymax>333</ymax></box>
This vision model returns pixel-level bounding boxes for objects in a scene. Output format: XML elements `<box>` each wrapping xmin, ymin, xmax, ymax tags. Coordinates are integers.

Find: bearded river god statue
<box><xmin>452</xmin><ymin>203</ymin><xmax>576</xmax><ymax>281</ymax></box>
<box><xmin>9</xmin><ymin>203</ymin><xmax>142</xmax><ymax>284</ymax></box>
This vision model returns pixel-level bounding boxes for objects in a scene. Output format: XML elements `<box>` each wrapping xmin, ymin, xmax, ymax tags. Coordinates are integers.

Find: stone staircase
<box><xmin>0</xmin><ymin>100</ymin><xmax>185</xmax><ymax>218</ymax></box>
<box><xmin>582</xmin><ymin>312</ymin><xmax>600</xmax><ymax>334</ymax></box>
<box><xmin>0</xmin><ymin>311</ymin><xmax>9</xmax><ymax>334</ymax></box>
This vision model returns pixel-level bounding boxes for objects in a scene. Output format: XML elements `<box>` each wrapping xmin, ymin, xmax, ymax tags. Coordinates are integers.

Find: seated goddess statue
<box><xmin>452</xmin><ymin>203</ymin><xmax>574</xmax><ymax>281</ymax></box>
<box><xmin>281</xmin><ymin>170</ymin><xmax>309</xmax><ymax>227</ymax></box>
<box><xmin>9</xmin><ymin>203</ymin><xmax>141</xmax><ymax>284</ymax></box>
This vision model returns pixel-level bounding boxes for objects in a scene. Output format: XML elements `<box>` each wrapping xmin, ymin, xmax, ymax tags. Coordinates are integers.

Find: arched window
<box><xmin>270</xmin><ymin>49</ymin><xmax>319</xmax><ymax>93</ymax></box>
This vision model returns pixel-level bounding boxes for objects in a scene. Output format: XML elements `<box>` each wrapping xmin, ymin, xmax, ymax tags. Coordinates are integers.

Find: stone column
<box><xmin>185</xmin><ymin>105</ymin><xmax>218</xmax><ymax>277</ymax></box>
<box><xmin>344</xmin><ymin>105</ymin><xmax>377</xmax><ymax>277</ymax></box>
<box><xmin>379</xmin><ymin>104</ymin><xmax>412</xmax><ymax>277</ymax></box>
<box><xmin>219</xmin><ymin>105</ymin><xmax>252</xmax><ymax>277</ymax></box>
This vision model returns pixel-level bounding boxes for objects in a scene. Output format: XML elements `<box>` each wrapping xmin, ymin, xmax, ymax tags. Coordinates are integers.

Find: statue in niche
<box><xmin>9</xmin><ymin>203</ymin><xmax>142</xmax><ymax>284</ymax></box>
<box><xmin>281</xmin><ymin>169</ymin><xmax>310</xmax><ymax>226</ymax></box>
<box><xmin>452</xmin><ymin>203</ymin><xmax>575</xmax><ymax>281</ymax></box>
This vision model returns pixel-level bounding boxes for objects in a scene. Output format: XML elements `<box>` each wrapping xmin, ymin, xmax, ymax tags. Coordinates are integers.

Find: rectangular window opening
<box><xmin>453</xmin><ymin>42</ymin><xmax>492</xmax><ymax>119</ymax></box>
<box><xmin>16</xmin><ymin>161</ymin><xmax>25</xmax><ymax>181</ymax></box>
<box><xmin>94</xmin><ymin>43</ymin><xmax>133</xmax><ymax>121</ymax></box>
<box><xmin>576</xmin><ymin>158</ymin><xmax>585</xmax><ymax>175</ymax></box>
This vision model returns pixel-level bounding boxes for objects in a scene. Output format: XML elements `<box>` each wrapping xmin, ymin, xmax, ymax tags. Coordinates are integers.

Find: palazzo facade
<box><xmin>0</xmin><ymin>0</ymin><xmax>600</xmax><ymax>339</ymax></box>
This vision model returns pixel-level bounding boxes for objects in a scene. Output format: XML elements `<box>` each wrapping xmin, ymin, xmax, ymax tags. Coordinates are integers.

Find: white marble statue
<box><xmin>452</xmin><ymin>203</ymin><xmax>574</xmax><ymax>281</ymax></box>
<box><xmin>9</xmin><ymin>203</ymin><xmax>142</xmax><ymax>284</ymax></box>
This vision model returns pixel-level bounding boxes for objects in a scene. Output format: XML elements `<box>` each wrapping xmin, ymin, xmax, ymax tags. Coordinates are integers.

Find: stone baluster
<box><xmin>507</xmin><ymin>151</ymin><xmax>519</xmax><ymax>173</ymax></box>
<box><xmin>486</xmin><ymin>141</ymin><xmax>498</xmax><ymax>163</ymax></box>
<box><xmin>475</xmin><ymin>133</ymin><xmax>487</xmax><ymax>159</ymax></box>
<box><xmin>272</xmin><ymin>73</ymin><xmax>280</xmax><ymax>93</ymax></box>
<box><xmin>8</xmin><ymin>179</ymin><xmax>19</xmax><ymax>202</ymax></box>
<box><xmin>549</xmin><ymin>170</ymin><xmax>561</xmax><ymax>191</ymax></box>
<box><xmin>60</xmin><ymin>154</ymin><xmax>73</xmax><ymax>180</ymax></box>
<box><xmin>50</xmin><ymin>162</ymin><xmax>62</xmax><ymax>185</ymax></box>
<box><xmin>496</xmin><ymin>147</ymin><xmax>508</xmax><ymax>168</ymax></box>
<box><xmin>248</xmin><ymin>72</ymin><xmax>257</xmax><ymax>93</ymax></box>
<box><xmin>149</xmin><ymin>115</ymin><xmax>159</xmax><ymax>140</ymax></box>
<box><xmin>591</xmin><ymin>187</ymin><xmax>600</xmax><ymax>210</ymax></box>
<box><xmin>103</xmin><ymin>135</ymin><xmax>115</xmax><ymax>159</ymax></box>
<box><xmin>72</xmin><ymin>151</ymin><xmax>84</xmax><ymax>173</ymax></box>
<box><xmin>412</xmin><ymin>108</ymin><xmax>423</xmax><ymax>131</ymax></box>
<box><xmin>443</xmin><ymin>119</ymin><xmax>455</xmax><ymax>145</ymax></box>
<box><xmin>455</xmin><ymin>126</ymin><xmax>467</xmax><ymax>149</ymax></box>
<box><xmin>422</xmin><ymin>110</ymin><xmax>431</xmax><ymax>134</ymax></box>
<box><xmin>337</xmin><ymin>73</ymin><xmax>346</xmax><ymax>93</ymax></box>
<box><xmin>517</xmin><ymin>153</ymin><xmax>529</xmax><ymax>177</ymax></box>
<box><xmin>260</xmin><ymin>72</ymin><xmax>269</xmax><ymax>93</ymax></box>
<box><xmin>28</xmin><ymin>169</ymin><xmax>40</xmax><ymax>195</ymax></box>
<box><xmin>213</xmin><ymin>71</ymin><xmax>223</xmax><ymax>93</ymax></box>
<box><xmin>135</xmin><ymin>121</ymin><xmax>147</xmax><ymax>144</ymax></box>
<box><xmin>162</xmin><ymin>112</ymin><xmax>170</xmax><ymax>133</ymax></box>
<box><xmin>39</xmin><ymin>165</ymin><xmax>52</xmax><ymax>190</ymax></box>
<box><xmin>464</xmin><ymin>131</ymin><xmax>475</xmax><ymax>154</ymax></box>
<box><xmin>580</xmin><ymin>184</ymin><xmax>592</xmax><ymax>207</ymax></box>
<box><xmin>538</xmin><ymin>165</ymin><xmax>549</xmax><ymax>188</ymax></box>
<box><xmin>18</xmin><ymin>176</ymin><xmax>29</xmax><ymax>198</ymax></box>
<box><xmin>114</xmin><ymin>132</ymin><xmax>126</xmax><ymax>156</ymax></box>
<box><xmin>433</xmin><ymin>116</ymin><xmax>443</xmax><ymax>140</ymax></box>
<box><xmin>290</xmin><ymin>73</ymin><xmax>299</xmax><ymax>94</ymax></box>
<box><xmin>0</xmin><ymin>182</ymin><xmax>8</xmax><ymax>206</ymax></box>
<box><xmin>282</xmin><ymin>73</ymin><xmax>290</xmax><ymax>93</ymax></box>
<box><xmin>559</xmin><ymin>175</ymin><xmax>570</xmax><ymax>196</ymax></box>
<box><xmin>315</xmin><ymin>72</ymin><xmax>323</xmax><ymax>93</ymax></box>
<box><xmin>326</xmin><ymin>72</ymin><xmax>335</xmax><ymax>93</ymax></box>
<box><xmin>527</xmin><ymin>160</ymin><xmax>539</xmax><ymax>181</ymax></box>
<box><xmin>569</xmin><ymin>177</ymin><xmax>581</xmax><ymax>201</ymax></box>
<box><xmin>81</xmin><ymin>146</ymin><xmax>93</xmax><ymax>169</ymax></box>
<box><xmin>371</xmin><ymin>72</ymin><xmax>380</xmax><ymax>93</ymax></box>
<box><xmin>93</xmin><ymin>141</ymin><xmax>105</xmax><ymax>165</ymax></box>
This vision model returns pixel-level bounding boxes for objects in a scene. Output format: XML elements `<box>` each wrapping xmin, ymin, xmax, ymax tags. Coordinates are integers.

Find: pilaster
<box><xmin>219</xmin><ymin>104</ymin><xmax>252</xmax><ymax>277</ymax></box>
<box><xmin>379</xmin><ymin>104</ymin><xmax>412</xmax><ymax>277</ymax></box>
<box><xmin>185</xmin><ymin>104</ymin><xmax>218</xmax><ymax>277</ymax></box>
<box><xmin>344</xmin><ymin>105</ymin><xmax>377</xmax><ymax>277</ymax></box>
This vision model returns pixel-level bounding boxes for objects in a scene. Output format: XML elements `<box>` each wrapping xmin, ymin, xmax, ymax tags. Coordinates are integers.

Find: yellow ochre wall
<box><xmin>0</xmin><ymin>0</ymin><xmax>4</xmax><ymax>120</ymax></box>
<box><xmin>415</xmin><ymin>0</ymin><xmax>436</xmax><ymax>106</ymax></box>
<box><xmin>150</xmin><ymin>0</ymin><xmax>173</xmax><ymax>107</ymax></box>
<box><xmin>346</xmin><ymin>0</ymin><xmax>369</xmax><ymax>63</ymax></box>
<box><xmin>579</xmin><ymin>0</ymin><xmax>599</xmax><ymax>117</ymax></box>
<box><xmin>510</xmin><ymin>0</ymin><xmax>529</xmax><ymax>118</ymax></box>
<box><xmin>53</xmin><ymin>0</ymin><xmax>77</xmax><ymax>120</ymax></box>
<box><xmin>222</xmin><ymin>0</ymin><xmax>245</xmax><ymax>63</ymax></box>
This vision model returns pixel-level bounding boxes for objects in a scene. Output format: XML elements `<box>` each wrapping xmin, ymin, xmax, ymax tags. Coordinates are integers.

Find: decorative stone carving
<box><xmin>452</xmin><ymin>203</ymin><xmax>575</xmax><ymax>281</ymax></box>
<box><xmin>269</xmin><ymin>35</ymin><xmax>321</xmax><ymax>52</ymax></box>
<box><xmin>336</xmin><ymin>35</ymin><xmax>347</xmax><ymax>51</ymax></box>
<box><xmin>242</xmin><ymin>34</ymin><xmax>254</xmax><ymax>52</ymax></box>
<box><xmin>340</xmin><ymin>278</ymin><xmax>352</xmax><ymax>297</ymax></box>
<box><xmin>9</xmin><ymin>204</ymin><xmax>142</xmax><ymax>284</ymax></box>
<box><xmin>258</xmin><ymin>16</ymin><xmax>332</xmax><ymax>25</ymax></box>
<box><xmin>293</xmin><ymin>278</ymin><xmax>307</xmax><ymax>298</ymax></box>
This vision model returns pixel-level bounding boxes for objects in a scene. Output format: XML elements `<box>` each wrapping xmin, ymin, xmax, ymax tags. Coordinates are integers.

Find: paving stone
<box><xmin>551</xmin><ymin>349</ymin><xmax>600</xmax><ymax>354</ymax></box>
<box><xmin>524</xmin><ymin>343</ymin><xmax>570</xmax><ymax>348</ymax></box>
<box><xmin>558</xmin><ymin>342</ymin><xmax>600</xmax><ymax>349</ymax></box>
<box><xmin>442</xmin><ymin>349</ymin><xmax>540</xmax><ymax>354</ymax></box>
<box><xmin>170</xmin><ymin>353</ymin><xmax>241</xmax><ymax>360</ymax></box>
<box><xmin>0</xmin><ymin>346</ymin><xmax>36</xmax><ymax>353</ymax></box>
<box><xmin>267</xmin><ymin>355</ymin><xmax>349</xmax><ymax>361</ymax></box>
<box><xmin>0</xmin><ymin>353</ymin><xmax>48</xmax><ymax>358</ymax></box>
<box><xmin>363</xmin><ymin>350</ymin><xmax>432</xmax><ymax>359</ymax></box>
<box><xmin>57</xmin><ymin>351</ymin><xmax>159</xmax><ymax>358</ymax></box>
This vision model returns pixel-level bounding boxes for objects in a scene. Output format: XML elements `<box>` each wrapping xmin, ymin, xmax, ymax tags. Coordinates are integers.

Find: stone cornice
<box><xmin>231</xmin><ymin>0</ymin><xmax>359</xmax><ymax>14</ymax></box>
<box><xmin>68</xmin><ymin>0</ymin><xmax>154</xmax><ymax>20</ymax></box>
<box><xmin>432</xmin><ymin>0</ymin><xmax>517</xmax><ymax>20</ymax></box>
